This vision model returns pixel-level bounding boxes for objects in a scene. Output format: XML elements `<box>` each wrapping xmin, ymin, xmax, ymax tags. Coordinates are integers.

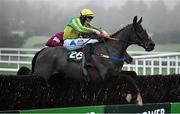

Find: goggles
<box><xmin>86</xmin><ymin>16</ymin><xmax>94</xmax><ymax>19</ymax></box>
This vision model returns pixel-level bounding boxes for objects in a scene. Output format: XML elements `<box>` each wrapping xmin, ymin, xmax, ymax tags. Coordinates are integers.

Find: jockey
<box><xmin>45</xmin><ymin>32</ymin><xmax>64</xmax><ymax>47</ymax></box>
<box><xmin>63</xmin><ymin>8</ymin><xmax>109</xmax><ymax>67</ymax></box>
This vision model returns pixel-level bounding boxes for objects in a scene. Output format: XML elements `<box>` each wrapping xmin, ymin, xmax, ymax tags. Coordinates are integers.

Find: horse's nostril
<box><xmin>148</xmin><ymin>42</ymin><xmax>155</xmax><ymax>48</ymax></box>
<box><xmin>151</xmin><ymin>43</ymin><xmax>155</xmax><ymax>48</ymax></box>
<box><xmin>145</xmin><ymin>42</ymin><xmax>155</xmax><ymax>51</ymax></box>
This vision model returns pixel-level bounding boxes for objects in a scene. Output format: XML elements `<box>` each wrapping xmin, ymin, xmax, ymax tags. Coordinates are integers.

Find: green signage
<box><xmin>21</xmin><ymin>105</ymin><xmax>104</xmax><ymax>114</ymax></box>
<box><xmin>171</xmin><ymin>103</ymin><xmax>180</xmax><ymax>113</ymax></box>
<box><xmin>20</xmin><ymin>102</ymin><xmax>180</xmax><ymax>114</ymax></box>
<box><xmin>105</xmin><ymin>103</ymin><xmax>171</xmax><ymax>114</ymax></box>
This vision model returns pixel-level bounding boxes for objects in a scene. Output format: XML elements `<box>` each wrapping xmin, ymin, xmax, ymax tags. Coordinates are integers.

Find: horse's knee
<box><xmin>128</xmin><ymin>71</ymin><xmax>138</xmax><ymax>79</ymax></box>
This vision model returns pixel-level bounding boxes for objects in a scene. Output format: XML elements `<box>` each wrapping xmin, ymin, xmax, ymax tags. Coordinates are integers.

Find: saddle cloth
<box><xmin>67</xmin><ymin>50</ymin><xmax>84</xmax><ymax>63</ymax></box>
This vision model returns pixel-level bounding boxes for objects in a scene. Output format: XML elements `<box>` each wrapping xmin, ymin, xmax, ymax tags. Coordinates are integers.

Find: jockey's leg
<box><xmin>84</xmin><ymin>44</ymin><xmax>93</xmax><ymax>67</ymax></box>
<box><xmin>63</xmin><ymin>38</ymin><xmax>98</xmax><ymax>67</ymax></box>
<box><xmin>63</xmin><ymin>38</ymin><xmax>98</xmax><ymax>50</ymax></box>
<box><xmin>63</xmin><ymin>39</ymin><xmax>82</xmax><ymax>50</ymax></box>
<box><xmin>83</xmin><ymin>38</ymin><xmax>98</xmax><ymax>68</ymax></box>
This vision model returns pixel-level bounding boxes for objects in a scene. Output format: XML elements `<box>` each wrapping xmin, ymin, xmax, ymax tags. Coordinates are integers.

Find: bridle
<box><xmin>133</xmin><ymin>26</ymin><xmax>150</xmax><ymax>48</ymax></box>
<box><xmin>98</xmin><ymin>24</ymin><xmax>151</xmax><ymax>62</ymax></box>
<box><xmin>107</xmin><ymin>24</ymin><xmax>149</xmax><ymax>48</ymax></box>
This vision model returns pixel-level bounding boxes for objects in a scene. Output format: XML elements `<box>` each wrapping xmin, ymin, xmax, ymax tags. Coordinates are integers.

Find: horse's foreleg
<box><xmin>120</xmin><ymin>71</ymin><xmax>140</xmax><ymax>92</ymax></box>
<box><xmin>137</xmin><ymin>92</ymin><xmax>143</xmax><ymax>106</ymax></box>
<box><xmin>126</xmin><ymin>92</ymin><xmax>132</xmax><ymax>103</ymax></box>
<box><xmin>119</xmin><ymin>71</ymin><xmax>143</xmax><ymax>106</ymax></box>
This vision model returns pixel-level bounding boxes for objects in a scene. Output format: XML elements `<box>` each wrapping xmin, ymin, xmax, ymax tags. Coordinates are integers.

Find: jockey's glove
<box><xmin>93</xmin><ymin>29</ymin><xmax>101</xmax><ymax>36</ymax></box>
<box><xmin>101</xmin><ymin>30</ymin><xmax>110</xmax><ymax>38</ymax></box>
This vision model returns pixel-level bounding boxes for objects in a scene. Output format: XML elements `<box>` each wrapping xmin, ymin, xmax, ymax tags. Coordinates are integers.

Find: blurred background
<box><xmin>0</xmin><ymin>0</ymin><xmax>180</xmax><ymax>51</ymax></box>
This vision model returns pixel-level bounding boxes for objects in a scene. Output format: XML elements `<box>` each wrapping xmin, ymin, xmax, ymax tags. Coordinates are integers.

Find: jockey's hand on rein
<box><xmin>100</xmin><ymin>31</ymin><xmax>110</xmax><ymax>38</ymax></box>
<box><xmin>93</xmin><ymin>29</ymin><xmax>101</xmax><ymax>36</ymax></box>
<box><xmin>101</xmin><ymin>30</ymin><xmax>109</xmax><ymax>36</ymax></box>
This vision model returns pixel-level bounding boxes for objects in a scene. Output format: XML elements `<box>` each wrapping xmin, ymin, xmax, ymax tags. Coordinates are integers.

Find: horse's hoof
<box><xmin>126</xmin><ymin>93</ymin><xmax>132</xmax><ymax>103</ymax></box>
<box><xmin>136</xmin><ymin>93</ymin><xmax>143</xmax><ymax>106</ymax></box>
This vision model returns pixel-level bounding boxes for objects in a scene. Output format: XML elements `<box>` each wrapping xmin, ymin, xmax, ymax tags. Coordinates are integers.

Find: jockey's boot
<box><xmin>84</xmin><ymin>44</ymin><xmax>93</xmax><ymax>68</ymax></box>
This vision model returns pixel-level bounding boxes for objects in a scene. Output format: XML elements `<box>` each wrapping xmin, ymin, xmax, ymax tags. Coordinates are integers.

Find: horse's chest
<box><xmin>107</xmin><ymin>66</ymin><xmax>119</xmax><ymax>74</ymax></box>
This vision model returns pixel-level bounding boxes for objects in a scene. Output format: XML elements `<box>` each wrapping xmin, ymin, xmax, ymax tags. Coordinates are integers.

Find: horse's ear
<box><xmin>133</xmin><ymin>16</ymin><xmax>137</xmax><ymax>24</ymax></box>
<box><xmin>137</xmin><ymin>17</ymin><xmax>142</xmax><ymax>24</ymax></box>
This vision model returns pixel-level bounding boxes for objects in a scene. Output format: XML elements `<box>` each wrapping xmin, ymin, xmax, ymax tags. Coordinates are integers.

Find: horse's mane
<box><xmin>110</xmin><ymin>24</ymin><xmax>132</xmax><ymax>37</ymax></box>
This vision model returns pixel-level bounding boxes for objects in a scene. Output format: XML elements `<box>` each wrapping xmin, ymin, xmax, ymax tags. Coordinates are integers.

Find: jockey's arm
<box><xmin>90</xmin><ymin>24</ymin><xmax>102</xmax><ymax>32</ymax></box>
<box><xmin>100</xmin><ymin>30</ymin><xmax>110</xmax><ymax>37</ymax></box>
<box><xmin>90</xmin><ymin>24</ymin><xmax>109</xmax><ymax>37</ymax></box>
<box><xmin>71</xmin><ymin>17</ymin><xmax>96</xmax><ymax>34</ymax></box>
<box><xmin>70</xmin><ymin>17</ymin><xmax>108</xmax><ymax>38</ymax></box>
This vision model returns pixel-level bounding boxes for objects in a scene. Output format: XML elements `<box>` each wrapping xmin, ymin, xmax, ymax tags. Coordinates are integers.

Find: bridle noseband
<box><xmin>133</xmin><ymin>27</ymin><xmax>148</xmax><ymax>47</ymax></box>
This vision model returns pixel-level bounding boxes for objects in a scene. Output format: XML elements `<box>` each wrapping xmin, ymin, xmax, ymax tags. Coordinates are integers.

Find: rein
<box><xmin>100</xmin><ymin>28</ymin><xmax>144</xmax><ymax>62</ymax></box>
<box><xmin>106</xmin><ymin>36</ymin><xmax>131</xmax><ymax>45</ymax></box>
<box><xmin>100</xmin><ymin>36</ymin><xmax>125</xmax><ymax>62</ymax></box>
<box><xmin>108</xmin><ymin>27</ymin><xmax>147</xmax><ymax>47</ymax></box>
<box><xmin>79</xmin><ymin>36</ymin><xmax>125</xmax><ymax>62</ymax></box>
<box><xmin>134</xmin><ymin>30</ymin><xmax>149</xmax><ymax>48</ymax></box>
<box><xmin>99</xmin><ymin>53</ymin><xmax>125</xmax><ymax>62</ymax></box>
<box><xmin>104</xmin><ymin>36</ymin><xmax>119</xmax><ymax>41</ymax></box>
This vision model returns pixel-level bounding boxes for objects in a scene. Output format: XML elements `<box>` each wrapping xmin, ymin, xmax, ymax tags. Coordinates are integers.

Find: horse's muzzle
<box><xmin>145</xmin><ymin>40</ymin><xmax>155</xmax><ymax>51</ymax></box>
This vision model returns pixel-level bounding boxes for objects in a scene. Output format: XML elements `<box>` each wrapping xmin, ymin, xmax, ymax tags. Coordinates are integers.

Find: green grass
<box><xmin>0</xmin><ymin>64</ymin><xmax>31</xmax><ymax>68</ymax></box>
<box><xmin>0</xmin><ymin>64</ymin><xmax>31</xmax><ymax>75</ymax></box>
<box><xmin>0</xmin><ymin>72</ymin><xmax>16</xmax><ymax>75</ymax></box>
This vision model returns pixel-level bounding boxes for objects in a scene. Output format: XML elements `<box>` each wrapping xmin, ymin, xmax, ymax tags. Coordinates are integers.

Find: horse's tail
<box><xmin>31</xmin><ymin>48</ymin><xmax>47</xmax><ymax>74</ymax></box>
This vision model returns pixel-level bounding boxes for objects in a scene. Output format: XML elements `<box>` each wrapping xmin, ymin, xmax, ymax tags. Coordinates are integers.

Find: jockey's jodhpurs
<box><xmin>63</xmin><ymin>38</ymin><xmax>98</xmax><ymax>51</ymax></box>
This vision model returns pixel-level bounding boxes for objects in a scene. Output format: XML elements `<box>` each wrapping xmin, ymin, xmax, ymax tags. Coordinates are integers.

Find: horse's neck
<box><xmin>108</xmin><ymin>33</ymin><xmax>129</xmax><ymax>57</ymax></box>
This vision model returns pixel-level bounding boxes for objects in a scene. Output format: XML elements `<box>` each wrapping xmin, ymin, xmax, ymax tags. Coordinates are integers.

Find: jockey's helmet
<box><xmin>80</xmin><ymin>9</ymin><xmax>94</xmax><ymax>18</ymax></box>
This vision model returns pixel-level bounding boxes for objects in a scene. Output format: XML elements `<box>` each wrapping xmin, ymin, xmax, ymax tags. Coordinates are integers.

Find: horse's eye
<box><xmin>135</xmin><ymin>25</ymin><xmax>144</xmax><ymax>33</ymax></box>
<box><xmin>137</xmin><ymin>27</ymin><xmax>144</xmax><ymax>33</ymax></box>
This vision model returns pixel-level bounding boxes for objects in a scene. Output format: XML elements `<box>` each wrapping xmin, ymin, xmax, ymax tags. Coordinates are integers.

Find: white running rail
<box><xmin>0</xmin><ymin>48</ymin><xmax>40</xmax><ymax>72</ymax></box>
<box><xmin>123</xmin><ymin>52</ymin><xmax>180</xmax><ymax>75</ymax></box>
<box><xmin>0</xmin><ymin>48</ymin><xmax>180</xmax><ymax>75</ymax></box>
